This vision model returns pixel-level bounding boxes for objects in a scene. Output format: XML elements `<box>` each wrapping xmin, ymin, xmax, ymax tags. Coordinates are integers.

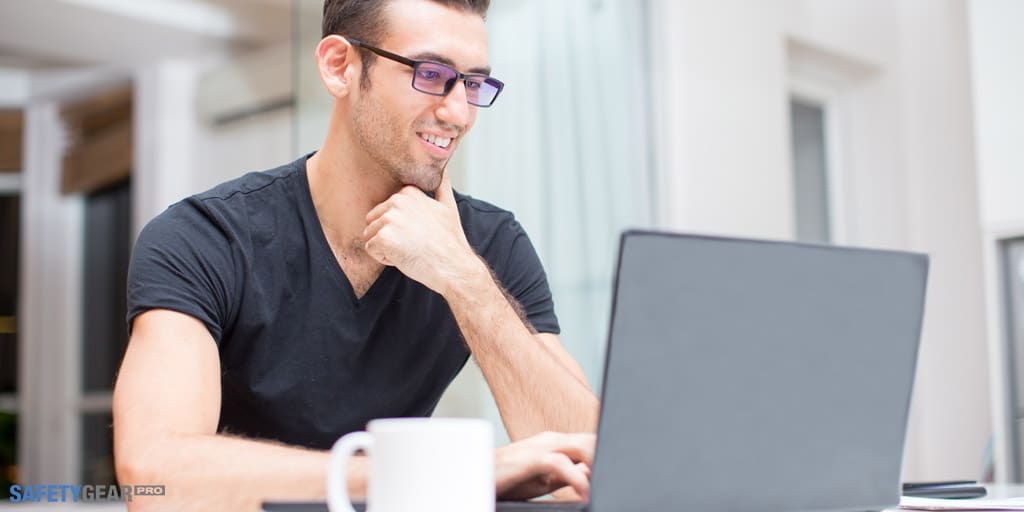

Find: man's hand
<box><xmin>495</xmin><ymin>432</ymin><xmax>596</xmax><ymax>502</ymax></box>
<box><xmin>363</xmin><ymin>170</ymin><xmax>484</xmax><ymax>295</ymax></box>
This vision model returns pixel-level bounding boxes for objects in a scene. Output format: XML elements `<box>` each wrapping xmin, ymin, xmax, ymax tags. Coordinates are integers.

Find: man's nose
<box><xmin>436</xmin><ymin>79</ymin><xmax>472</xmax><ymax>127</ymax></box>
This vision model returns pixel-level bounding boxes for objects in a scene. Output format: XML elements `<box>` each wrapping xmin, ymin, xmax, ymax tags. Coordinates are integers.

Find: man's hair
<box><xmin>322</xmin><ymin>0</ymin><xmax>490</xmax><ymax>88</ymax></box>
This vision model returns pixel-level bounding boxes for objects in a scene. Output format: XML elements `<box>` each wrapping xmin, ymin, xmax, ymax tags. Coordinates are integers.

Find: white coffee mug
<box><xmin>327</xmin><ymin>418</ymin><xmax>494</xmax><ymax>512</ymax></box>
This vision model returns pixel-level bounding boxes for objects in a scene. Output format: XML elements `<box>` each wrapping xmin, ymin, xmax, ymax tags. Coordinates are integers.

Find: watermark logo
<box><xmin>8</xmin><ymin>484</ymin><xmax>165</xmax><ymax>502</ymax></box>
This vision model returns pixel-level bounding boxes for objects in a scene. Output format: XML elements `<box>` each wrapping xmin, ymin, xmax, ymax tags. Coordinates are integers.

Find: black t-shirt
<box><xmin>126</xmin><ymin>153</ymin><xmax>559</xmax><ymax>449</ymax></box>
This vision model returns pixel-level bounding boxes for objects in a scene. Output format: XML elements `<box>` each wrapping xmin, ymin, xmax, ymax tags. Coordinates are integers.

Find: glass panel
<box><xmin>0</xmin><ymin>411</ymin><xmax>16</xmax><ymax>500</ymax></box>
<box><xmin>293</xmin><ymin>0</ymin><xmax>329</xmax><ymax>155</ymax></box>
<box><xmin>0</xmin><ymin>195</ymin><xmax>19</xmax><ymax>394</ymax></box>
<box><xmin>82</xmin><ymin>181</ymin><xmax>131</xmax><ymax>392</ymax></box>
<box><xmin>81</xmin><ymin>412</ymin><xmax>116</xmax><ymax>486</ymax></box>
<box><xmin>452</xmin><ymin>0</ymin><xmax>656</xmax><ymax>393</ymax></box>
<box><xmin>790</xmin><ymin>98</ymin><xmax>832</xmax><ymax>243</ymax></box>
<box><xmin>1003</xmin><ymin>237</ymin><xmax>1024</xmax><ymax>480</ymax></box>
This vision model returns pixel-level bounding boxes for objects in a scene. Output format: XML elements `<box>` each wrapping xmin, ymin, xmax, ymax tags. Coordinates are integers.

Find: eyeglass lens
<box><xmin>413</xmin><ymin>62</ymin><xmax>501</xmax><ymax>107</ymax></box>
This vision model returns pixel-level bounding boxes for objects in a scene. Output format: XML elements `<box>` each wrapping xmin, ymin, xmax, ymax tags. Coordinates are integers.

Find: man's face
<box><xmin>350</xmin><ymin>0</ymin><xmax>489</xmax><ymax>192</ymax></box>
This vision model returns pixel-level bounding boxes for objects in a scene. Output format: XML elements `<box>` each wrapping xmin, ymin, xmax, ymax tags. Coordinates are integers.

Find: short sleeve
<box><xmin>497</xmin><ymin>221</ymin><xmax>560</xmax><ymax>334</ymax></box>
<box><xmin>126</xmin><ymin>200</ymin><xmax>239</xmax><ymax>343</ymax></box>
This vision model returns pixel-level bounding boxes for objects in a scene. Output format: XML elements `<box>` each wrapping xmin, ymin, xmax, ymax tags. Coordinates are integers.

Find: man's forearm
<box><xmin>117</xmin><ymin>433</ymin><xmax>363</xmax><ymax>511</ymax></box>
<box><xmin>443</xmin><ymin>260</ymin><xmax>600</xmax><ymax>440</ymax></box>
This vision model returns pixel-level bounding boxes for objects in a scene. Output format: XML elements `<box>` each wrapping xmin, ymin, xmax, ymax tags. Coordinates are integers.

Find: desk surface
<box><xmin>262</xmin><ymin>485</ymin><xmax>1024</xmax><ymax>512</ymax></box>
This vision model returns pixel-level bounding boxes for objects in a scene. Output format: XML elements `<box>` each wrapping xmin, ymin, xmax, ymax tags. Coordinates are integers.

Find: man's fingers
<box><xmin>363</xmin><ymin>212</ymin><xmax>390</xmax><ymax>241</ymax></box>
<box><xmin>365</xmin><ymin>199</ymin><xmax>391</xmax><ymax>225</ymax></box>
<box><xmin>544</xmin><ymin>453</ymin><xmax>590</xmax><ymax>501</ymax></box>
<box><xmin>366</xmin><ymin>188</ymin><xmax>418</xmax><ymax>224</ymax></box>
<box><xmin>535</xmin><ymin>432</ymin><xmax>596</xmax><ymax>466</ymax></box>
<box><xmin>435</xmin><ymin>165</ymin><xmax>457</xmax><ymax>208</ymax></box>
<box><xmin>561</xmin><ymin>433</ymin><xmax>596</xmax><ymax>465</ymax></box>
<box><xmin>362</xmin><ymin>237</ymin><xmax>391</xmax><ymax>266</ymax></box>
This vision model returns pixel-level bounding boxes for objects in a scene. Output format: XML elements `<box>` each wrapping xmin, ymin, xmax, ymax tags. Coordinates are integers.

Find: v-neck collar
<box><xmin>295</xmin><ymin>153</ymin><xmax>400</xmax><ymax>310</ymax></box>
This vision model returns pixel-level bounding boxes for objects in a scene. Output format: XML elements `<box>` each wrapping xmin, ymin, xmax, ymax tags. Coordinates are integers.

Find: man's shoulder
<box><xmin>453</xmin><ymin>191</ymin><xmax>530</xmax><ymax>248</ymax></box>
<box><xmin>454</xmin><ymin>191</ymin><xmax>515</xmax><ymax>222</ymax></box>
<box><xmin>191</xmin><ymin>156</ymin><xmax>305</xmax><ymax>206</ymax></box>
<box><xmin>140</xmin><ymin>156</ymin><xmax>307</xmax><ymax>243</ymax></box>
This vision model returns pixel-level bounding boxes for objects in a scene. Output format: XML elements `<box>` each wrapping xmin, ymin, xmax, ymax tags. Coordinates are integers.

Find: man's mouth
<box><xmin>417</xmin><ymin>132</ymin><xmax>453</xmax><ymax>149</ymax></box>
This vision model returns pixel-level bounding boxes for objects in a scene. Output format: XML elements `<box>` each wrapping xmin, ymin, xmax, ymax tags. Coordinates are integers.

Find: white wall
<box><xmin>896</xmin><ymin>0</ymin><xmax>988</xmax><ymax>482</ymax></box>
<box><xmin>970</xmin><ymin>0</ymin><xmax>1024</xmax><ymax>229</ymax></box>
<box><xmin>649</xmin><ymin>0</ymin><xmax>793</xmax><ymax>238</ymax></box>
<box><xmin>649</xmin><ymin>0</ymin><xmax>989</xmax><ymax>480</ymax></box>
<box><xmin>969</xmin><ymin>0</ymin><xmax>1024</xmax><ymax>482</ymax></box>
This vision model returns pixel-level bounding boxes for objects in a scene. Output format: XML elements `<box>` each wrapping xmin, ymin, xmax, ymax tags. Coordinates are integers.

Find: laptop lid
<box><xmin>589</xmin><ymin>231</ymin><xmax>928</xmax><ymax>512</ymax></box>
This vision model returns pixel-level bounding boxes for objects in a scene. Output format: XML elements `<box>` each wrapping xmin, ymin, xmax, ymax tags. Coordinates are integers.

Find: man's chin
<box><xmin>400</xmin><ymin>172</ymin><xmax>444</xmax><ymax>194</ymax></box>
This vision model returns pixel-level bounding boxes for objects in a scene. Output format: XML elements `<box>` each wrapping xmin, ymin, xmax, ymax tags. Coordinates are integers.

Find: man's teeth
<box><xmin>419</xmin><ymin>133</ymin><xmax>452</xmax><ymax>149</ymax></box>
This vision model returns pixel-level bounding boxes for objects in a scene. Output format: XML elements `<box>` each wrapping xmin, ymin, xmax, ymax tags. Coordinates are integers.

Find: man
<box><xmin>112</xmin><ymin>0</ymin><xmax>600</xmax><ymax>509</ymax></box>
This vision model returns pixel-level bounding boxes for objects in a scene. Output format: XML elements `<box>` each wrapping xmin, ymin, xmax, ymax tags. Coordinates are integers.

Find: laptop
<box><xmin>265</xmin><ymin>230</ymin><xmax>928</xmax><ymax>512</ymax></box>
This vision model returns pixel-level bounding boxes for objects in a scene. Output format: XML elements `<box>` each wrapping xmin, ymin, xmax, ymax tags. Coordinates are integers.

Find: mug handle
<box><xmin>327</xmin><ymin>431</ymin><xmax>373</xmax><ymax>512</ymax></box>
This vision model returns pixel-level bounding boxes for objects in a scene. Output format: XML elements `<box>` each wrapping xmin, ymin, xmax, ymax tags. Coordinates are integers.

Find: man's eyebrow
<box><xmin>409</xmin><ymin>52</ymin><xmax>492</xmax><ymax>75</ymax></box>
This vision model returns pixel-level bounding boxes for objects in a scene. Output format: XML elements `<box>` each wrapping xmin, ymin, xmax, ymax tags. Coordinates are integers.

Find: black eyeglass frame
<box><xmin>345</xmin><ymin>37</ymin><xmax>504</xmax><ymax>108</ymax></box>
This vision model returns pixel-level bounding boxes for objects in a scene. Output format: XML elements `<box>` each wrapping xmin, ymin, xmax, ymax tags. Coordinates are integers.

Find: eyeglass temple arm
<box><xmin>343</xmin><ymin>37</ymin><xmax>417</xmax><ymax>68</ymax></box>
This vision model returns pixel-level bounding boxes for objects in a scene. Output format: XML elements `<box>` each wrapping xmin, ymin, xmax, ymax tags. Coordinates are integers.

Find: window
<box><xmin>0</xmin><ymin>108</ymin><xmax>22</xmax><ymax>499</ymax></box>
<box><xmin>1003</xmin><ymin>237</ymin><xmax>1024</xmax><ymax>479</ymax></box>
<box><xmin>79</xmin><ymin>179</ymin><xmax>131</xmax><ymax>485</ymax></box>
<box><xmin>12</xmin><ymin>88</ymin><xmax>132</xmax><ymax>487</ymax></box>
<box><xmin>790</xmin><ymin>98</ymin><xmax>831</xmax><ymax>244</ymax></box>
<box><xmin>0</xmin><ymin>194</ymin><xmax>19</xmax><ymax>499</ymax></box>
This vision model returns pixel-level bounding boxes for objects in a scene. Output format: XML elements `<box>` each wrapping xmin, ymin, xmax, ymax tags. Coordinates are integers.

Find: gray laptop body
<box><xmin>588</xmin><ymin>231</ymin><xmax>927</xmax><ymax>512</ymax></box>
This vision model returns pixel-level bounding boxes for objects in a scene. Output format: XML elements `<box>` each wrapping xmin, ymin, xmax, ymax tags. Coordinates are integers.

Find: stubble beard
<box><xmin>351</xmin><ymin>93</ymin><xmax>446</xmax><ymax>192</ymax></box>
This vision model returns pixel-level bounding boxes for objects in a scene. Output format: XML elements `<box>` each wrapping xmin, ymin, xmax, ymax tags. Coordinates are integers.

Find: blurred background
<box><xmin>0</xmin><ymin>0</ymin><xmax>1023</xmax><ymax>506</ymax></box>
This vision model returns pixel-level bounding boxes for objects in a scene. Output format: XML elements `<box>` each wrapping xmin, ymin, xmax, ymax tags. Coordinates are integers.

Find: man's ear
<box><xmin>316</xmin><ymin>35</ymin><xmax>360</xmax><ymax>98</ymax></box>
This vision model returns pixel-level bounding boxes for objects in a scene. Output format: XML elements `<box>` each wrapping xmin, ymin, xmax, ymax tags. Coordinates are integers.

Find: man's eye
<box><xmin>465</xmin><ymin>80</ymin><xmax>483</xmax><ymax>90</ymax></box>
<box><xmin>418</xmin><ymin>70</ymin><xmax>442</xmax><ymax>81</ymax></box>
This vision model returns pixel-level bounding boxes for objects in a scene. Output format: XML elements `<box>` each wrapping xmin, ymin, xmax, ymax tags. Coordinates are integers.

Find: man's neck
<box><xmin>306</xmin><ymin>134</ymin><xmax>401</xmax><ymax>254</ymax></box>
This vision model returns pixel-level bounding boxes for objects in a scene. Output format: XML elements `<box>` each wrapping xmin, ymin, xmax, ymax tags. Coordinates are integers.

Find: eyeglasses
<box><xmin>346</xmin><ymin>38</ymin><xmax>505</xmax><ymax>108</ymax></box>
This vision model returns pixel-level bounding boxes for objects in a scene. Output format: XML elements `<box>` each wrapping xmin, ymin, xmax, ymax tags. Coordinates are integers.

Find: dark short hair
<box><xmin>322</xmin><ymin>0</ymin><xmax>490</xmax><ymax>87</ymax></box>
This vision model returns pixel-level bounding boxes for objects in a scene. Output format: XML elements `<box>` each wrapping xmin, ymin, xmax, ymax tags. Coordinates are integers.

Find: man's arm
<box><xmin>363</xmin><ymin>175</ymin><xmax>600</xmax><ymax>441</ymax></box>
<box><xmin>113</xmin><ymin>309</ymin><xmax>364</xmax><ymax>510</ymax></box>
<box><xmin>115</xmin><ymin>309</ymin><xmax>593</xmax><ymax>509</ymax></box>
<box><xmin>445</xmin><ymin>266</ymin><xmax>599</xmax><ymax>439</ymax></box>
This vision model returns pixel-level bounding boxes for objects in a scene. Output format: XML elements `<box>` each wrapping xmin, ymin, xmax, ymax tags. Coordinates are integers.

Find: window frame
<box><xmin>0</xmin><ymin>173</ymin><xmax>20</xmax><ymax>414</ymax></box>
<box><xmin>985</xmin><ymin>226</ymin><xmax>1024</xmax><ymax>483</ymax></box>
<box><xmin>19</xmin><ymin>100</ymin><xmax>87</xmax><ymax>484</ymax></box>
<box><xmin>788</xmin><ymin>77</ymin><xmax>847</xmax><ymax>245</ymax></box>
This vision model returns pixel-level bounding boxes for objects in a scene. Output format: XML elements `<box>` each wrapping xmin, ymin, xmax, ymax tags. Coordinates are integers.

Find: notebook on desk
<box><xmin>265</xmin><ymin>230</ymin><xmax>929</xmax><ymax>512</ymax></box>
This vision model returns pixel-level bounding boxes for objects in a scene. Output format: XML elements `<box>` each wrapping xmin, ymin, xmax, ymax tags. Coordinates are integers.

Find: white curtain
<box><xmin>456</xmin><ymin>0</ymin><xmax>656</xmax><ymax>391</ymax></box>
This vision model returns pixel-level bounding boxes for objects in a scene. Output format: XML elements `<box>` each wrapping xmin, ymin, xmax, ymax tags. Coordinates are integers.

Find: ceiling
<box><xmin>0</xmin><ymin>0</ymin><xmax>293</xmax><ymax>71</ymax></box>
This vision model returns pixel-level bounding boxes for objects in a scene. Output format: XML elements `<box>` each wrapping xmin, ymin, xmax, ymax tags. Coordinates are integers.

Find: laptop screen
<box><xmin>590</xmin><ymin>231</ymin><xmax>927</xmax><ymax>512</ymax></box>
